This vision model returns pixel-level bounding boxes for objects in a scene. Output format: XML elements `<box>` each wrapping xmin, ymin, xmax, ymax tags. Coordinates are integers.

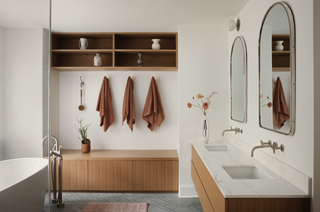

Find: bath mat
<box><xmin>82</xmin><ymin>202</ymin><xmax>148</xmax><ymax>212</ymax></box>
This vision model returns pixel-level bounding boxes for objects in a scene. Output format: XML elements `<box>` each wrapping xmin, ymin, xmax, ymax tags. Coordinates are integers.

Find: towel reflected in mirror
<box><xmin>273</xmin><ymin>77</ymin><xmax>290</xmax><ymax>129</ymax></box>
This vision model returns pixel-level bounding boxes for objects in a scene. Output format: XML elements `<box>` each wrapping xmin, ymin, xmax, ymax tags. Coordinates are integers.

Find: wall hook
<box><xmin>80</xmin><ymin>76</ymin><xmax>85</xmax><ymax>88</ymax></box>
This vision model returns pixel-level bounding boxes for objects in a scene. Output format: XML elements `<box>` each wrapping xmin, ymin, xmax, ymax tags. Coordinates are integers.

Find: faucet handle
<box><xmin>235</xmin><ymin>127</ymin><xmax>242</xmax><ymax>134</ymax></box>
<box><xmin>272</xmin><ymin>142</ymin><xmax>284</xmax><ymax>154</ymax></box>
<box><xmin>260</xmin><ymin>140</ymin><xmax>272</xmax><ymax>146</ymax></box>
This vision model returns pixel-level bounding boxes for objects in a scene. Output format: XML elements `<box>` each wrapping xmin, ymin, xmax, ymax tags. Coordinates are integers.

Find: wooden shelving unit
<box><xmin>51</xmin><ymin>32</ymin><xmax>178</xmax><ymax>71</ymax></box>
<box><xmin>272</xmin><ymin>34</ymin><xmax>290</xmax><ymax>71</ymax></box>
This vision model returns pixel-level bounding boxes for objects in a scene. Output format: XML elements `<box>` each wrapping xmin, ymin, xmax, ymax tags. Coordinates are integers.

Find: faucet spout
<box><xmin>222</xmin><ymin>127</ymin><xmax>233</xmax><ymax>136</ymax></box>
<box><xmin>251</xmin><ymin>140</ymin><xmax>284</xmax><ymax>157</ymax></box>
<box><xmin>251</xmin><ymin>145</ymin><xmax>269</xmax><ymax>157</ymax></box>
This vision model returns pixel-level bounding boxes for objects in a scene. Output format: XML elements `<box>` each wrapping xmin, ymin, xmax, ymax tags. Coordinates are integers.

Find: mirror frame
<box><xmin>230</xmin><ymin>36</ymin><xmax>247</xmax><ymax>123</ymax></box>
<box><xmin>258</xmin><ymin>2</ymin><xmax>296</xmax><ymax>135</ymax></box>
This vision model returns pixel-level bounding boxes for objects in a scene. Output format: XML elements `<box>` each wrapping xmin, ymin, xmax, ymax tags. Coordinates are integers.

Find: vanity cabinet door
<box><xmin>88</xmin><ymin>160</ymin><xmax>134</xmax><ymax>191</ymax></box>
<box><xmin>62</xmin><ymin>160</ymin><xmax>88</xmax><ymax>190</ymax></box>
<box><xmin>134</xmin><ymin>160</ymin><xmax>178</xmax><ymax>191</ymax></box>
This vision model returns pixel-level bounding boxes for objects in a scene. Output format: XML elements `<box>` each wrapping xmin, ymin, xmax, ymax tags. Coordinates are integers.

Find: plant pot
<box><xmin>81</xmin><ymin>139</ymin><xmax>91</xmax><ymax>153</ymax></box>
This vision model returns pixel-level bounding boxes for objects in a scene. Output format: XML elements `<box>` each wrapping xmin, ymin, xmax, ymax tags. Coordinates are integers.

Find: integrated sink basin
<box><xmin>205</xmin><ymin>145</ymin><xmax>231</xmax><ymax>152</ymax></box>
<box><xmin>222</xmin><ymin>165</ymin><xmax>272</xmax><ymax>180</ymax></box>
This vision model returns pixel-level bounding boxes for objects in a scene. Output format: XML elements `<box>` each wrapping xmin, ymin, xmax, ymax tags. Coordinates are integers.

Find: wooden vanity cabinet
<box><xmin>191</xmin><ymin>145</ymin><xmax>311</xmax><ymax>212</ymax></box>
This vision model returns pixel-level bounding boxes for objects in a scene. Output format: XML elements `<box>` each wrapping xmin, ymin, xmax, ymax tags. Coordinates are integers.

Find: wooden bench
<box><xmin>58</xmin><ymin>149</ymin><xmax>179</xmax><ymax>192</ymax></box>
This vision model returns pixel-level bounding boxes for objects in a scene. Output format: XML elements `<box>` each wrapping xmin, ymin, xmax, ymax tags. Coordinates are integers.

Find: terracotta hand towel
<box><xmin>142</xmin><ymin>77</ymin><xmax>165</xmax><ymax>131</ymax></box>
<box><xmin>96</xmin><ymin>76</ymin><xmax>114</xmax><ymax>132</ymax></box>
<box><xmin>122</xmin><ymin>76</ymin><xmax>135</xmax><ymax>131</ymax></box>
<box><xmin>273</xmin><ymin>77</ymin><xmax>290</xmax><ymax>129</ymax></box>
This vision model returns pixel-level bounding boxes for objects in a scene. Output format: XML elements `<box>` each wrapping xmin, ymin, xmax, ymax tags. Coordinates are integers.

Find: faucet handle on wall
<box><xmin>260</xmin><ymin>140</ymin><xmax>272</xmax><ymax>146</ymax></box>
<box><xmin>272</xmin><ymin>142</ymin><xmax>285</xmax><ymax>154</ymax></box>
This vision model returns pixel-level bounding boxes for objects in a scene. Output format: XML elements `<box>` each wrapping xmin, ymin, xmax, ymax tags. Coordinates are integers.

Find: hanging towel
<box><xmin>122</xmin><ymin>76</ymin><xmax>135</xmax><ymax>131</ymax></box>
<box><xmin>273</xmin><ymin>77</ymin><xmax>290</xmax><ymax>130</ymax></box>
<box><xmin>142</xmin><ymin>77</ymin><xmax>165</xmax><ymax>132</ymax></box>
<box><xmin>96</xmin><ymin>76</ymin><xmax>114</xmax><ymax>132</ymax></box>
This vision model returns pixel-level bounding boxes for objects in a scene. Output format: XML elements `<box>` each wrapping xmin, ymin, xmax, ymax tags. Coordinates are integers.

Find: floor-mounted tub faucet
<box><xmin>251</xmin><ymin>140</ymin><xmax>284</xmax><ymax>157</ymax></box>
<box><xmin>222</xmin><ymin>127</ymin><xmax>243</xmax><ymax>136</ymax></box>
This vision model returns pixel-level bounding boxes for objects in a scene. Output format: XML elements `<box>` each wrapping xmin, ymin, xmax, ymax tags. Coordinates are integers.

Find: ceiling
<box><xmin>0</xmin><ymin>0</ymin><xmax>249</xmax><ymax>32</ymax></box>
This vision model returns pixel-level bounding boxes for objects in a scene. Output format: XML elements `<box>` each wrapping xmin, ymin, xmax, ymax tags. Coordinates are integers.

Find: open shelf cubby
<box><xmin>51</xmin><ymin>32</ymin><xmax>178</xmax><ymax>71</ymax></box>
<box><xmin>272</xmin><ymin>34</ymin><xmax>290</xmax><ymax>71</ymax></box>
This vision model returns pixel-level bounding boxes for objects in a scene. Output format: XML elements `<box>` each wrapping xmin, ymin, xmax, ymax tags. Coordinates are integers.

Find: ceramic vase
<box><xmin>151</xmin><ymin>39</ymin><xmax>161</xmax><ymax>50</ymax></box>
<box><xmin>137</xmin><ymin>53</ymin><xmax>143</xmax><ymax>66</ymax></box>
<box><xmin>79</xmin><ymin>38</ymin><xmax>88</xmax><ymax>49</ymax></box>
<box><xmin>201</xmin><ymin>116</ymin><xmax>209</xmax><ymax>144</ymax></box>
<box><xmin>81</xmin><ymin>139</ymin><xmax>91</xmax><ymax>153</ymax></box>
<box><xmin>94</xmin><ymin>53</ymin><xmax>102</xmax><ymax>66</ymax></box>
<box><xmin>275</xmin><ymin>41</ymin><xmax>284</xmax><ymax>51</ymax></box>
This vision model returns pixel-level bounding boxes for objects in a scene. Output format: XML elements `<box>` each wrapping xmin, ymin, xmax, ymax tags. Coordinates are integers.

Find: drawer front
<box><xmin>192</xmin><ymin>144</ymin><xmax>227</xmax><ymax>212</ymax></box>
<box><xmin>202</xmin><ymin>162</ymin><xmax>227</xmax><ymax>212</ymax></box>
<box><xmin>191</xmin><ymin>161</ymin><xmax>215</xmax><ymax>212</ymax></box>
<box><xmin>191</xmin><ymin>161</ymin><xmax>203</xmax><ymax>201</ymax></box>
<box><xmin>192</xmin><ymin>145</ymin><xmax>204</xmax><ymax>177</ymax></box>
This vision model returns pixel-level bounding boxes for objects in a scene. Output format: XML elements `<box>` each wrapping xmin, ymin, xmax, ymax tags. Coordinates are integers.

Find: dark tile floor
<box><xmin>43</xmin><ymin>192</ymin><xmax>203</xmax><ymax>212</ymax></box>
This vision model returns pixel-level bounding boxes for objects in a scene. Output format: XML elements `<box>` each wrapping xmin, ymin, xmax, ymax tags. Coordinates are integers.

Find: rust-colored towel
<box><xmin>273</xmin><ymin>77</ymin><xmax>290</xmax><ymax>129</ymax></box>
<box><xmin>122</xmin><ymin>76</ymin><xmax>135</xmax><ymax>131</ymax></box>
<box><xmin>142</xmin><ymin>77</ymin><xmax>165</xmax><ymax>132</ymax></box>
<box><xmin>96</xmin><ymin>76</ymin><xmax>114</xmax><ymax>132</ymax></box>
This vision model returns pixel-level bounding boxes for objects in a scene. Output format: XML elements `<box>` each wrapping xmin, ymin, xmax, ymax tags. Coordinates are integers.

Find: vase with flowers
<box><xmin>187</xmin><ymin>92</ymin><xmax>218</xmax><ymax>143</ymax></box>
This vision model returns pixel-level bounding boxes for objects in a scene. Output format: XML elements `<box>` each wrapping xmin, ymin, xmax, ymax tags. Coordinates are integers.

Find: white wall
<box><xmin>228</xmin><ymin>0</ymin><xmax>314</xmax><ymax>179</ymax></box>
<box><xmin>59</xmin><ymin>71</ymin><xmax>178</xmax><ymax>150</ymax></box>
<box><xmin>0</xmin><ymin>26</ymin><xmax>4</xmax><ymax>160</ymax></box>
<box><xmin>3</xmin><ymin>28</ymin><xmax>45</xmax><ymax>159</ymax></box>
<box><xmin>178</xmin><ymin>25</ymin><xmax>229</xmax><ymax>197</ymax></box>
<box><xmin>313</xmin><ymin>0</ymin><xmax>320</xmax><ymax>211</ymax></box>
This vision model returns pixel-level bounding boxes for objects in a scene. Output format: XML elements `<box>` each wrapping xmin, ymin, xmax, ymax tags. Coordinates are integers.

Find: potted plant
<box><xmin>75</xmin><ymin>117</ymin><xmax>91</xmax><ymax>153</ymax></box>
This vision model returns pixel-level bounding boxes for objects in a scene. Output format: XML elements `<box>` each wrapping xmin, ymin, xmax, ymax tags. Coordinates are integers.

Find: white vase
<box><xmin>201</xmin><ymin>116</ymin><xmax>209</xmax><ymax>144</ymax></box>
<box><xmin>275</xmin><ymin>41</ymin><xmax>284</xmax><ymax>51</ymax></box>
<box><xmin>151</xmin><ymin>39</ymin><xmax>161</xmax><ymax>50</ymax></box>
<box><xmin>79</xmin><ymin>38</ymin><xmax>88</xmax><ymax>49</ymax></box>
<box><xmin>94</xmin><ymin>53</ymin><xmax>102</xmax><ymax>66</ymax></box>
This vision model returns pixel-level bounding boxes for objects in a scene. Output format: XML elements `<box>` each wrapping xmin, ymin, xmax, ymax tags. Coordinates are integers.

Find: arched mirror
<box><xmin>230</xmin><ymin>36</ymin><xmax>247</xmax><ymax>123</ymax></box>
<box><xmin>259</xmin><ymin>2</ymin><xmax>295</xmax><ymax>135</ymax></box>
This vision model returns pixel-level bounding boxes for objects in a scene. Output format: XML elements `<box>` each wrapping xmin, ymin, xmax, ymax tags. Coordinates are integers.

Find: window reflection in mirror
<box><xmin>259</xmin><ymin>2</ymin><xmax>295</xmax><ymax>135</ymax></box>
<box><xmin>230</xmin><ymin>36</ymin><xmax>247</xmax><ymax>123</ymax></box>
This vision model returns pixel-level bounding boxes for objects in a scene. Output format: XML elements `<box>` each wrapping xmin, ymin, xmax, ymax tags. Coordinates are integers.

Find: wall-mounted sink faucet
<box><xmin>222</xmin><ymin>127</ymin><xmax>243</xmax><ymax>136</ymax></box>
<box><xmin>251</xmin><ymin>140</ymin><xmax>284</xmax><ymax>157</ymax></box>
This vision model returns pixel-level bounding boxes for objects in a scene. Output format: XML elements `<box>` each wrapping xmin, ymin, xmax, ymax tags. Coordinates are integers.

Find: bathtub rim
<box><xmin>0</xmin><ymin>157</ymin><xmax>48</xmax><ymax>192</ymax></box>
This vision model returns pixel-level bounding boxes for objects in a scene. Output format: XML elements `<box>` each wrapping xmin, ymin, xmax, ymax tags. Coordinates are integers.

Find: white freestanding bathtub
<box><xmin>0</xmin><ymin>158</ymin><xmax>48</xmax><ymax>212</ymax></box>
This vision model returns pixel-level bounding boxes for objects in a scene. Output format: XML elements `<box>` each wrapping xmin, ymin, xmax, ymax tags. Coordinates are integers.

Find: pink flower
<box><xmin>202</xmin><ymin>102</ymin><xmax>209</xmax><ymax>110</ymax></box>
<box><xmin>187</xmin><ymin>102</ymin><xmax>192</xmax><ymax>108</ymax></box>
<box><xmin>267</xmin><ymin>102</ymin><xmax>273</xmax><ymax>108</ymax></box>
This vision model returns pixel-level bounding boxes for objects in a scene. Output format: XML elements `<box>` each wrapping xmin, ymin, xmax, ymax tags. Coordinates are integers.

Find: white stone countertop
<box><xmin>192</xmin><ymin>140</ymin><xmax>310</xmax><ymax>198</ymax></box>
